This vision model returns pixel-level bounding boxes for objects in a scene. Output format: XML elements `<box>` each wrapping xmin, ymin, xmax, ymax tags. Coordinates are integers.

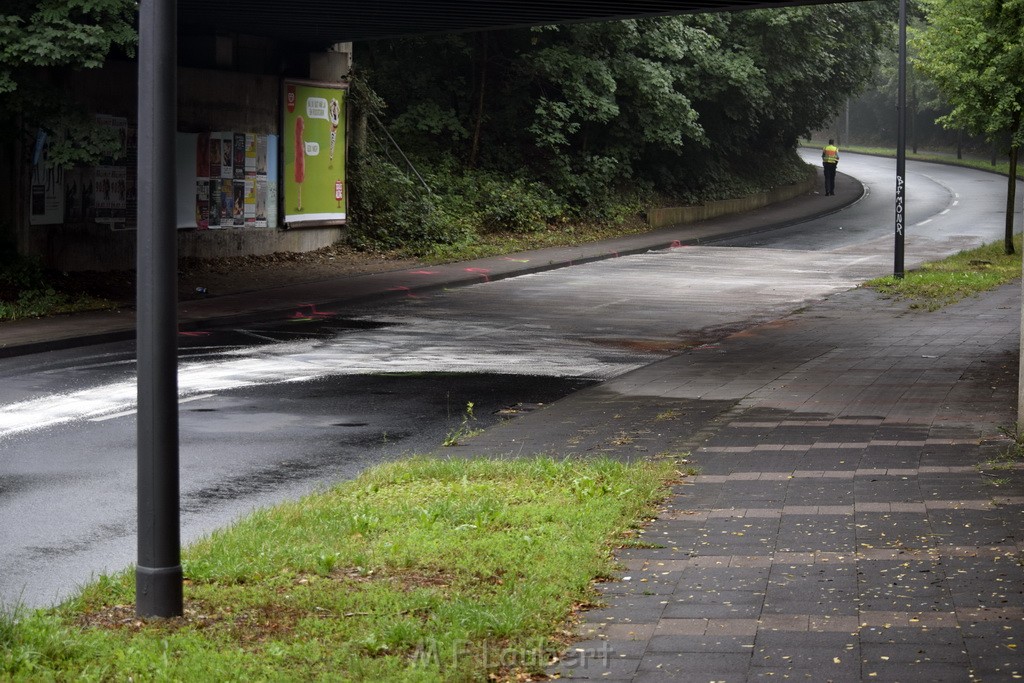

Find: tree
<box><xmin>358</xmin><ymin>4</ymin><xmax>892</xmax><ymax>213</ymax></box>
<box><xmin>912</xmin><ymin>0</ymin><xmax>1023</xmax><ymax>254</ymax></box>
<box><xmin>0</xmin><ymin>0</ymin><xmax>136</xmax><ymax>165</ymax></box>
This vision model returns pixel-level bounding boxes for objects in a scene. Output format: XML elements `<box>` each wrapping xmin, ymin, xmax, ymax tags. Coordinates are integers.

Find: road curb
<box><xmin>0</xmin><ymin>176</ymin><xmax>865</xmax><ymax>358</ymax></box>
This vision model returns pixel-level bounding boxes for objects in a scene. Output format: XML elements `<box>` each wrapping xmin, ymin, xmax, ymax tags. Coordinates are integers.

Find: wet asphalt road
<box><xmin>1</xmin><ymin>152</ymin><xmax>1020</xmax><ymax>609</ymax></box>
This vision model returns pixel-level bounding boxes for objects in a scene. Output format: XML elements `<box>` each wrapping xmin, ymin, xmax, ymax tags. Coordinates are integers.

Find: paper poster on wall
<box><xmin>220</xmin><ymin>178</ymin><xmax>234</xmax><ymax>224</ymax></box>
<box><xmin>232</xmin><ymin>180</ymin><xmax>245</xmax><ymax>226</ymax></box>
<box><xmin>94</xmin><ymin>166</ymin><xmax>127</xmax><ymax>228</ymax></box>
<box><xmin>34</xmin><ymin>115</ymin><xmax>132</xmax><ymax>229</ymax></box>
<box><xmin>63</xmin><ymin>168</ymin><xmax>86</xmax><ymax>223</ymax></box>
<box><xmin>196</xmin><ymin>180</ymin><xmax>210</xmax><ymax>229</ymax></box>
<box><xmin>256</xmin><ymin>177</ymin><xmax>268</xmax><ymax>228</ymax></box>
<box><xmin>209</xmin><ymin>135</ymin><xmax>222</xmax><ymax>178</ymax></box>
<box><xmin>256</xmin><ymin>135</ymin><xmax>268</xmax><ymax>176</ymax></box>
<box><xmin>92</xmin><ymin>115</ymin><xmax>128</xmax><ymax>229</ymax></box>
<box><xmin>245</xmin><ymin>134</ymin><xmax>257</xmax><ymax>173</ymax></box>
<box><xmin>28</xmin><ymin>133</ymin><xmax>65</xmax><ymax>225</ymax></box>
<box><xmin>266</xmin><ymin>134</ymin><xmax>279</xmax><ymax>229</ymax></box>
<box><xmin>209</xmin><ymin>179</ymin><xmax>222</xmax><ymax>228</ymax></box>
<box><xmin>195</xmin><ymin>133</ymin><xmax>210</xmax><ymax>229</ymax></box>
<box><xmin>282</xmin><ymin>79</ymin><xmax>347</xmax><ymax>227</ymax></box>
<box><xmin>218</xmin><ymin>132</ymin><xmax>233</xmax><ymax>179</ymax></box>
<box><xmin>233</xmin><ymin>133</ymin><xmax>245</xmax><ymax>180</ymax></box>
<box><xmin>244</xmin><ymin>174</ymin><xmax>256</xmax><ymax>227</ymax></box>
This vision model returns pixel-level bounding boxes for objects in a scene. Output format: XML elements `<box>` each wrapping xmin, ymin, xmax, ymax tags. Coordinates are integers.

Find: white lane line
<box><xmin>88</xmin><ymin>393</ymin><xmax>216</xmax><ymax>422</ymax></box>
<box><xmin>234</xmin><ymin>329</ymin><xmax>281</xmax><ymax>343</ymax></box>
<box><xmin>916</xmin><ymin>219</ymin><xmax>933</xmax><ymax>226</ymax></box>
<box><xmin>179</xmin><ymin>393</ymin><xmax>216</xmax><ymax>404</ymax></box>
<box><xmin>89</xmin><ymin>408</ymin><xmax>135</xmax><ymax>422</ymax></box>
<box><xmin>940</xmin><ymin>209</ymin><xmax>950</xmax><ymax>215</ymax></box>
<box><xmin>1</xmin><ymin>318</ymin><xmax>649</xmax><ymax>439</ymax></box>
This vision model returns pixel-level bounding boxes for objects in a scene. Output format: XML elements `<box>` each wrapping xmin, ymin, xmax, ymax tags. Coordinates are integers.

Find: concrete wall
<box><xmin>647</xmin><ymin>169</ymin><xmax>818</xmax><ymax>229</ymax></box>
<box><xmin>21</xmin><ymin>222</ymin><xmax>344</xmax><ymax>272</ymax></box>
<box><xmin>178</xmin><ymin>67</ymin><xmax>279</xmax><ymax>134</ymax></box>
<box><xmin>19</xmin><ymin>60</ymin><xmax>344</xmax><ymax>272</ymax></box>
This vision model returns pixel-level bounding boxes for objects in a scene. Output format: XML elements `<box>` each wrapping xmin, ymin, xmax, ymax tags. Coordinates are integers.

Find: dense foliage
<box><xmin>0</xmin><ymin>0</ymin><xmax>136</xmax><ymax>165</ymax></box>
<box><xmin>349</xmin><ymin>4</ymin><xmax>893</xmax><ymax>252</ymax></box>
<box><xmin>911</xmin><ymin>0</ymin><xmax>1023</xmax><ymax>253</ymax></box>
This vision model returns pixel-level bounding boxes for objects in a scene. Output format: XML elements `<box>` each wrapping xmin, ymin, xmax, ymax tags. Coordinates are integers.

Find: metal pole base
<box><xmin>136</xmin><ymin>564</ymin><xmax>184</xmax><ymax>618</ymax></box>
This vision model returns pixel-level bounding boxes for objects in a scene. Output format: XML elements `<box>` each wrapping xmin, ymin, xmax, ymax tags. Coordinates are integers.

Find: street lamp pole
<box><xmin>894</xmin><ymin>0</ymin><xmax>907</xmax><ymax>278</ymax></box>
<box><xmin>136</xmin><ymin>0</ymin><xmax>183</xmax><ymax>618</ymax></box>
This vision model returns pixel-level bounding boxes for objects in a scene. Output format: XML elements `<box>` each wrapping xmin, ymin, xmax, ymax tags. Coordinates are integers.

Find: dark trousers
<box><xmin>823</xmin><ymin>164</ymin><xmax>837</xmax><ymax>195</ymax></box>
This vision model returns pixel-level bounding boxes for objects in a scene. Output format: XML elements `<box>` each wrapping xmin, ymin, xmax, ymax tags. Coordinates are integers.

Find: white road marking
<box><xmin>88</xmin><ymin>393</ymin><xmax>216</xmax><ymax>421</ymax></box>
<box><xmin>0</xmin><ymin>321</ymin><xmax>650</xmax><ymax>439</ymax></box>
<box><xmin>234</xmin><ymin>329</ymin><xmax>283</xmax><ymax>343</ymax></box>
<box><xmin>0</xmin><ymin>246</ymin><xmax>925</xmax><ymax>441</ymax></box>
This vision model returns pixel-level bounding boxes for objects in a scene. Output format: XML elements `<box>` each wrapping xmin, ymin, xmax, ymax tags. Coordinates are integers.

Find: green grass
<box><xmin>0</xmin><ymin>288</ymin><xmax>116</xmax><ymax>321</ymax></box>
<box><xmin>413</xmin><ymin>215</ymin><xmax>654</xmax><ymax>264</ymax></box>
<box><xmin>1</xmin><ymin>456</ymin><xmax>682</xmax><ymax>682</ymax></box>
<box><xmin>0</xmin><ymin>250</ymin><xmax>116</xmax><ymax>321</ymax></box>
<box><xmin>865</xmin><ymin>235</ymin><xmax>1022</xmax><ymax>311</ymax></box>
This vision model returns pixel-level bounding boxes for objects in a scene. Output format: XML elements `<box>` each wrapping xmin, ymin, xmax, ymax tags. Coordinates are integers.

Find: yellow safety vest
<box><xmin>822</xmin><ymin>145</ymin><xmax>839</xmax><ymax>164</ymax></box>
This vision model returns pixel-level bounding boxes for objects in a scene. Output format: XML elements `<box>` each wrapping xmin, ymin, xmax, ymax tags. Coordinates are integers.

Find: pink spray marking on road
<box><xmin>289</xmin><ymin>303</ymin><xmax>337</xmax><ymax>321</ymax></box>
<box><xmin>464</xmin><ymin>267</ymin><xmax>491</xmax><ymax>282</ymax></box>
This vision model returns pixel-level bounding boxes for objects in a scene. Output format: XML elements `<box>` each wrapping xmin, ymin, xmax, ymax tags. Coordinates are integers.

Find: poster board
<box><xmin>28</xmin><ymin>132</ymin><xmax>65</xmax><ymax>225</ymax></box>
<box><xmin>30</xmin><ymin>115</ymin><xmax>133</xmax><ymax>228</ymax></box>
<box><xmin>282</xmin><ymin>79</ymin><xmax>347</xmax><ymax>227</ymax></box>
<box><xmin>176</xmin><ymin>131</ymin><xmax>277</xmax><ymax>229</ymax></box>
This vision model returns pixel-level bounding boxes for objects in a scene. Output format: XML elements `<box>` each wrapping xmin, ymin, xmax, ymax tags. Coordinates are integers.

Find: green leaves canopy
<box><xmin>0</xmin><ymin>0</ymin><xmax>136</xmax><ymax>164</ymax></box>
<box><xmin>912</xmin><ymin>0</ymin><xmax>1023</xmax><ymax>253</ymax></box>
<box><xmin>911</xmin><ymin>0</ymin><xmax>1024</xmax><ymax>145</ymax></box>
<box><xmin>0</xmin><ymin>0</ymin><xmax>136</xmax><ymax>95</ymax></box>
<box><xmin>358</xmin><ymin>3</ymin><xmax>892</xmax><ymax>206</ymax></box>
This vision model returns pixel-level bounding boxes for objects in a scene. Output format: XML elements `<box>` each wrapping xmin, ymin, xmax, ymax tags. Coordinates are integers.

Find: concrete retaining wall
<box><xmin>19</xmin><ymin>61</ymin><xmax>342</xmax><ymax>272</ymax></box>
<box><xmin>23</xmin><ymin>223</ymin><xmax>345</xmax><ymax>272</ymax></box>
<box><xmin>647</xmin><ymin>169</ymin><xmax>817</xmax><ymax>229</ymax></box>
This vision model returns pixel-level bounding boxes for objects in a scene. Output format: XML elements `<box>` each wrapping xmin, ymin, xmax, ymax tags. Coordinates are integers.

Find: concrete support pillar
<box><xmin>310</xmin><ymin>42</ymin><xmax>352</xmax><ymax>82</ymax></box>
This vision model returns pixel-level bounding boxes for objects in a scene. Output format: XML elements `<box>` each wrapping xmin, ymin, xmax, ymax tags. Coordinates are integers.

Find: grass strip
<box><xmin>0</xmin><ymin>290</ymin><xmax>116</xmax><ymax>321</ymax></box>
<box><xmin>1</xmin><ymin>455</ymin><xmax>680</xmax><ymax>682</ymax></box>
<box><xmin>865</xmin><ymin>235</ymin><xmax>1022</xmax><ymax>310</ymax></box>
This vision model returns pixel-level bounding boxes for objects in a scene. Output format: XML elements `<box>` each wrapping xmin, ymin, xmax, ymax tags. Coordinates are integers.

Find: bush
<box><xmin>474</xmin><ymin>176</ymin><xmax>564</xmax><ymax>233</ymax></box>
<box><xmin>346</xmin><ymin>154</ymin><xmax>474</xmax><ymax>254</ymax></box>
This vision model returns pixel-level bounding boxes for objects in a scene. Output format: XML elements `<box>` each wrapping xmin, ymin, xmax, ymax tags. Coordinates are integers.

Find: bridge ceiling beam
<box><xmin>179</xmin><ymin>0</ymin><xmax>845</xmax><ymax>44</ymax></box>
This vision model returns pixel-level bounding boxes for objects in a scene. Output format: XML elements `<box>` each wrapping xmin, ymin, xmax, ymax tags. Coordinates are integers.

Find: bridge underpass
<box><xmin>136</xmin><ymin>0</ymin><xmax>990</xmax><ymax>620</ymax></box>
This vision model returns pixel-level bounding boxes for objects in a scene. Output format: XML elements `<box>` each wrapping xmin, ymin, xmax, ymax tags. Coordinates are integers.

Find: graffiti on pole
<box><xmin>895</xmin><ymin>174</ymin><xmax>905</xmax><ymax>236</ymax></box>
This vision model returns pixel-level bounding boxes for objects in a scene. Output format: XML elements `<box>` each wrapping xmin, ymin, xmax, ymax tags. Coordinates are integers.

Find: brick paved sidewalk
<box><xmin>457</xmin><ymin>283</ymin><xmax>1024</xmax><ymax>682</ymax></box>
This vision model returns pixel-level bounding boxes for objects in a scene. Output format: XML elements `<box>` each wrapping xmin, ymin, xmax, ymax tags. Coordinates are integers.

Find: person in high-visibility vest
<box><xmin>821</xmin><ymin>139</ymin><xmax>839</xmax><ymax>196</ymax></box>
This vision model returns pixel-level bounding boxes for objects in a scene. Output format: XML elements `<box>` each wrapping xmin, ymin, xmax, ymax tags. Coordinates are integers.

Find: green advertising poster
<box><xmin>282</xmin><ymin>80</ymin><xmax>347</xmax><ymax>226</ymax></box>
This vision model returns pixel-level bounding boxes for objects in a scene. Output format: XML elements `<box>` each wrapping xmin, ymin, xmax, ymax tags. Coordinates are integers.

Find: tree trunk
<box><xmin>1006</xmin><ymin>144</ymin><xmax>1019</xmax><ymax>255</ymax></box>
<box><xmin>1006</xmin><ymin>113</ymin><xmax>1020</xmax><ymax>256</ymax></box>
<box><xmin>910</xmin><ymin>84</ymin><xmax>918</xmax><ymax>154</ymax></box>
<box><xmin>468</xmin><ymin>34</ymin><xmax>487</xmax><ymax>169</ymax></box>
